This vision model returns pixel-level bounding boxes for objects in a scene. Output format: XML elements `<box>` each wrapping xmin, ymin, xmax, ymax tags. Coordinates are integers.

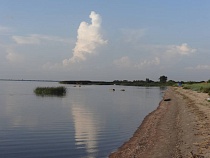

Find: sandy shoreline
<box><xmin>109</xmin><ymin>87</ymin><xmax>210</xmax><ymax>158</ymax></box>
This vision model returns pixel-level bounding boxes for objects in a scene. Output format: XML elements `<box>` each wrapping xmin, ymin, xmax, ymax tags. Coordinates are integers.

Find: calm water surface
<box><xmin>0</xmin><ymin>81</ymin><xmax>163</xmax><ymax>158</ymax></box>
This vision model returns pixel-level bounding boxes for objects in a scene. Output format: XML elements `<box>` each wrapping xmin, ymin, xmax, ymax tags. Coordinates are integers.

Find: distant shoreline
<box><xmin>59</xmin><ymin>80</ymin><xmax>176</xmax><ymax>87</ymax></box>
<box><xmin>0</xmin><ymin>79</ymin><xmax>170</xmax><ymax>86</ymax></box>
<box><xmin>1</xmin><ymin>79</ymin><xmax>208</xmax><ymax>87</ymax></box>
<box><xmin>0</xmin><ymin>79</ymin><xmax>59</xmax><ymax>82</ymax></box>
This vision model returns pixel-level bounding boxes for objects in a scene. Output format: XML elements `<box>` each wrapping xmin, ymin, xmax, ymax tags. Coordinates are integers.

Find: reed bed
<box><xmin>34</xmin><ymin>86</ymin><xmax>66</xmax><ymax>96</ymax></box>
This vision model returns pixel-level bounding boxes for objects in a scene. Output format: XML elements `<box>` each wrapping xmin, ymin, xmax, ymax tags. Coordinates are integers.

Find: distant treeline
<box><xmin>59</xmin><ymin>79</ymin><xmax>210</xmax><ymax>87</ymax></box>
<box><xmin>59</xmin><ymin>80</ymin><xmax>113</xmax><ymax>85</ymax></box>
<box><xmin>59</xmin><ymin>80</ymin><xmax>172</xmax><ymax>86</ymax></box>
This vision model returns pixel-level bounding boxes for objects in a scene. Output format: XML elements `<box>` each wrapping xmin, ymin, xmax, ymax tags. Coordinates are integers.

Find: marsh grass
<box><xmin>183</xmin><ymin>83</ymin><xmax>210</xmax><ymax>95</ymax></box>
<box><xmin>34</xmin><ymin>86</ymin><xmax>66</xmax><ymax>96</ymax></box>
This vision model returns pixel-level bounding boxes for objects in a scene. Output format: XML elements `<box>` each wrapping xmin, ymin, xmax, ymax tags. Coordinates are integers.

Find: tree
<box><xmin>146</xmin><ymin>78</ymin><xmax>154</xmax><ymax>83</ymax></box>
<box><xmin>159</xmin><ymin>75</ymin><xmax>167</xmax><ymax>83</ymax></box>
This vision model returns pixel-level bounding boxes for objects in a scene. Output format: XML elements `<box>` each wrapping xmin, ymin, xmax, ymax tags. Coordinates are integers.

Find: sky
<box><xmin>0</xmin><ymin>0</ymin><xmax>210</xmax><ymax>81</ymax></box>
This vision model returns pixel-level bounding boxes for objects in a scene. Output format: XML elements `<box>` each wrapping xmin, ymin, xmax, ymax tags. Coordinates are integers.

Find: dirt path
<box><xmin>109</xmin><ymin>87</ymin><xmax>210</xmax><ymax>158</ymax></box>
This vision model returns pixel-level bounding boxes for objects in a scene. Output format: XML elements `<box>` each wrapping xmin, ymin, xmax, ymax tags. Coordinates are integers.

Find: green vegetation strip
<box><xmin>183</xmin><ymin>83</ymin><xmax>210</xmax><ymax>95</ymax></box>
<box><xmin>34</xmin><ymin>86</ymin><xmax>66</xmax><ymax>96</ymax></box>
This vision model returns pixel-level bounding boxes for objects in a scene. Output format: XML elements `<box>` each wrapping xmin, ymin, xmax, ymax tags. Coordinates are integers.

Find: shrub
<box><xmin>183</xmin><ymin>85</ymin><xmax>190</xmax><ymax>89</ymax></box>
<box><xmin>203</xmin><ymin>87</ymin><xmax>210</xmax><ymax>93</ymax></box>
<box><xmin>183</xmin><ymin>83</ymin><xmax>210</xmax><ymax>93</ymax></box>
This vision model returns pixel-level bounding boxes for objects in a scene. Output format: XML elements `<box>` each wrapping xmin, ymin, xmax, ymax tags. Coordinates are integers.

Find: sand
<box><xmin>109</xmin><ymin>87</ymin><xmax>210</xmax><ymax>158</ymax></box>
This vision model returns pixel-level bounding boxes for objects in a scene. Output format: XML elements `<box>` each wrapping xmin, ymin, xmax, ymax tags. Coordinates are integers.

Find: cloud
<box><xmin>166</xmin><ymin>43</ymin><xmax>196</xmax><ymax>56</ymax></box>
<box><xmin>12</xmin><ymin>34</ymin><xmax>71</xmax><ymax>45</ymax></box>
<box><xmin>113</xmin><ymin>56</ymin><xmax>131</xmax><ymax>68</ymax></box>
<box><xmin>113</xmin><ymin>43</ymin><xmax>195</xmax><ymax>72</ymax></box>
<box><xmin>114</xmin><ymin>56</ymin><xmax>160</xmax><ymax>69</ymax></box>
<box><xmin>42</xmin><ymin>62</ymin><xmax>62</xmax><ymax>71</ymax></box>
<box><xmin>0</xmin><ymin>26</ymin><xmax>13</xmax><ymax>35</ymax></box>
<box><xmin>121</xmin><ymin>28</ymin><xmax>146</xmax><ymax>43</ymax></box>
<box><xmin>63</xmin><ymin>11</ymin><xmax>107</xmax><ymax>66</ymax></box>
<box><xmin>135</xmin><ymin>57</ymin><xmax>160</xmax><ymax>69</ymax></box>
<box><xmin>186</xmin><ymin>65</ymin><xmax>210</xmax><ymax>70</ymax></box>
<box><xmin>12</xmin><ymin>35</ymin><xmax>40</xmax><ymax>44</ymax></box>
<box><xmin>6</xmin><ymin>49</ymin><xmax>24</xmax><ymax>63</ymax></box>
<box><xmin>0</xmin><ymin>26</ymin><xmax>11</xmax><ymax>32</ymax></box>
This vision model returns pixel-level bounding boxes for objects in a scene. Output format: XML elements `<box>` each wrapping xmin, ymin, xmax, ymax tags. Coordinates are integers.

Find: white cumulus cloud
<box><xmin>63</xmin><ymin>11</ymin><xmax>107</xmax><ymax>66</ymax></box>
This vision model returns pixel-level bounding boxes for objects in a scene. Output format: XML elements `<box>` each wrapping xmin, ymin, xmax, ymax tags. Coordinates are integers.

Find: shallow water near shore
<box><xmin>0</xmin><ymin>81</ymin><xmax>163</xmax><ymax>158</ymax></box>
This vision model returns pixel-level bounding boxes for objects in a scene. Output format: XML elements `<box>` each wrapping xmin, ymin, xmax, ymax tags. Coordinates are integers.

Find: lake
<box><xmin>0</xmin><ymin>81</ymin><xmax>163</xmax><ymax>158</ymax></box>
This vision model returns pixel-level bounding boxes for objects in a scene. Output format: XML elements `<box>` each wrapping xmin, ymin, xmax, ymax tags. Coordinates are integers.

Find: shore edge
<box><xmin>109</xmin><ymin>87</ymin><xmax>210</xmax><ymax>158</ymax></box>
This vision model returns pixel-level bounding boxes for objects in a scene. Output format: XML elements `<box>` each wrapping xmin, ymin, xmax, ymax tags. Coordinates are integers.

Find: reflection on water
<box><xmin>0</xmin><ymin>81</ymin><xmax>163</xmax><ymax>158</ymax></box>
<box><xmin>67</xmin><ymin>86</ymin><xmax>100</xmax><ymax>157</ymax></box>
<box><xmin>72</xmin><ymin>104</ymin><xmax>98</xmax><ymax>157</ymax></box>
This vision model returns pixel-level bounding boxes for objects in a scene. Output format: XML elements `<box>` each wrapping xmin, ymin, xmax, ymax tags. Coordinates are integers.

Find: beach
<box><xmin>109</xmin><ymin>87</ymin><xmax>210</xmax><ymax>158</ymax></box>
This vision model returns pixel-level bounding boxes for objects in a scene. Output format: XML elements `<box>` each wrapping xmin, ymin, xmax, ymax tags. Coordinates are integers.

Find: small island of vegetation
<box><xmin>34</xmin><ymin>86</ymin><xmax>66</xmax><ymax>96</ymax></box>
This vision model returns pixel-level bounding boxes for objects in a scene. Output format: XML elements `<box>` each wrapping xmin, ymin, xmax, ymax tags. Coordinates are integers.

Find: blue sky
<box><xmin>0</xmin><ymin>0</ymin><xmax>210</xmax><ymax>81</ymax></box>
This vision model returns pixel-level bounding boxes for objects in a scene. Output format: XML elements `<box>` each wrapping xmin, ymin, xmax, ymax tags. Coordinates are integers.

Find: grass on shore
<box><xmin>34</xmin><ymin>86</ymin><xmax>66</xmax><ymax>96</ymax></box>
<box><xmin>183</xmin><ymin>83</ymin><xmax>210</xmax><ymax>95</ymax></box>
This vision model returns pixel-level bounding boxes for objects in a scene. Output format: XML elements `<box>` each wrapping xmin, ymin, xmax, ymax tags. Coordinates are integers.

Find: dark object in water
<box><xmin>164</xmin><ymin>98</ymin><xmax>171</xmax><ymax>101</ymax></box>
<box><xmin>121</xmin><ymin>89</ymin><xmax>125</xmax><ymax>91</ymax></box>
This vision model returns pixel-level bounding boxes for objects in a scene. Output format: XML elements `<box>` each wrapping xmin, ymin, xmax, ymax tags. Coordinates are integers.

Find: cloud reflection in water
<box><xmin>72</xmin><ymin>103</ymin><xmax>99</xmax><ymax>157</ymax></box>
